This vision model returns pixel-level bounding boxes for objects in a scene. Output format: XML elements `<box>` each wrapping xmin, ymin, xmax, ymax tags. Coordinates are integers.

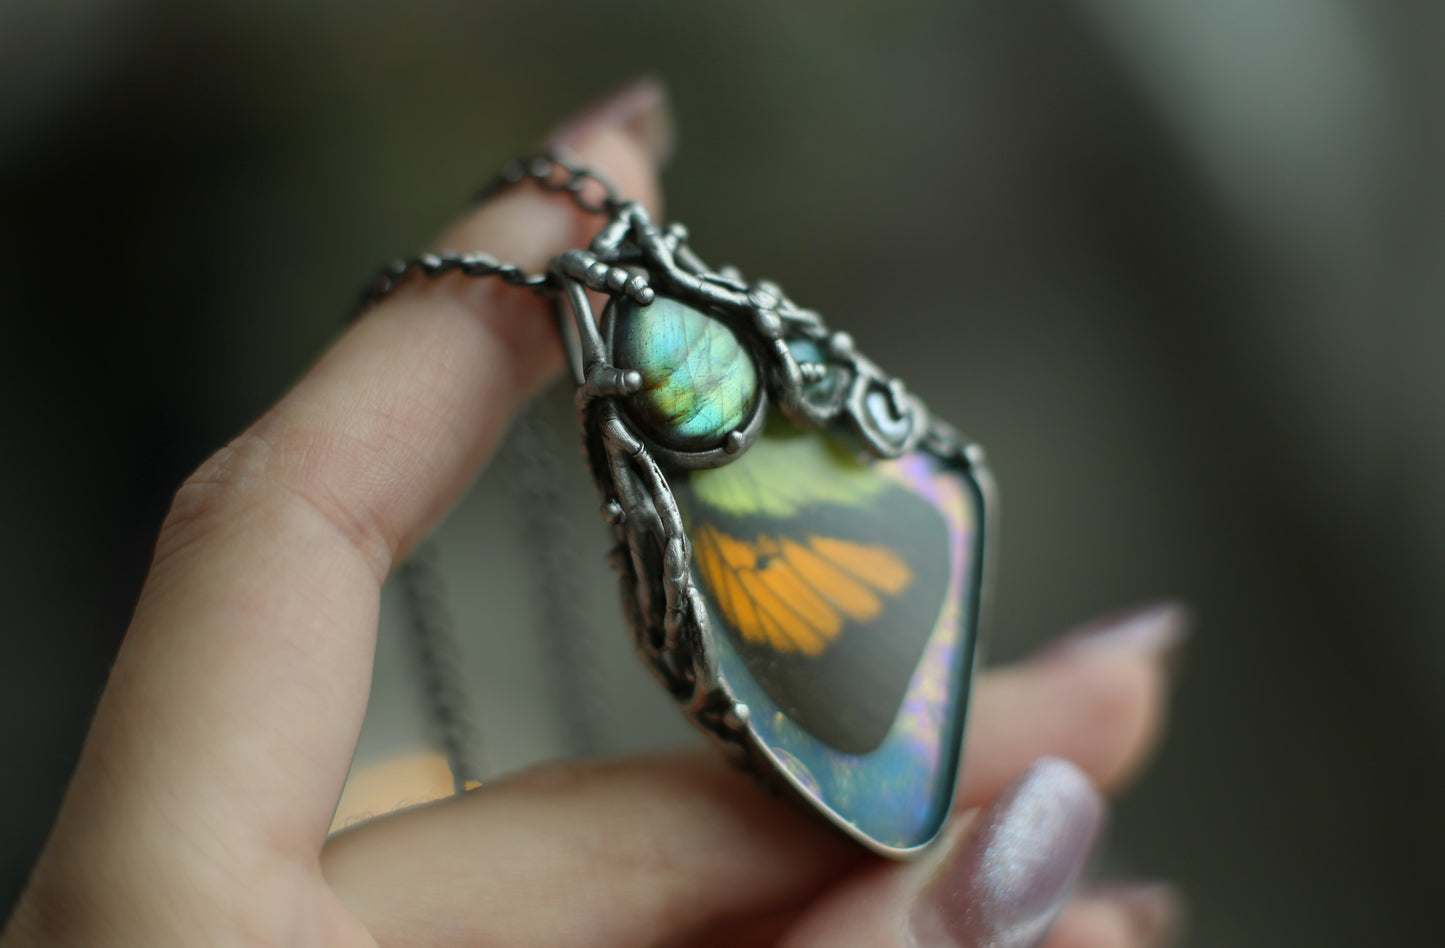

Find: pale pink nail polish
<box><xmin>1033</xmin><ymin>600</ymin><xmax>1191</xmax><ymax>669</ymax></box>
<box><xmin>544</xmin><ymin>75</ymin><xmax>675</xmax><ymax>165</ymax></box>
<box><xmin>911</xmin><ymin>758</ymin><xmax>1104</xmax><ymax>948</ymax></box>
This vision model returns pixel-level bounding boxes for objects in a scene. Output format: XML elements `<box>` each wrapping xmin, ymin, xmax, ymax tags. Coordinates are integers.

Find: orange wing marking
<box><xmin>695</xmin><ymin>525</ymin><xmax>914</xmax><ymax>656</ymax></box>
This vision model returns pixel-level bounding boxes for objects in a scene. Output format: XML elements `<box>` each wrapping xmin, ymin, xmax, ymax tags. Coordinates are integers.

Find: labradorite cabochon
<box><xmin>675</xmin><ymin>422</ymin><xmax>985</xmax><ymax>852</ymax></box>
<box><xmin>612</xmin><ymin>295</ymin><xmax>760</xmax><ymax>451</ymax></box>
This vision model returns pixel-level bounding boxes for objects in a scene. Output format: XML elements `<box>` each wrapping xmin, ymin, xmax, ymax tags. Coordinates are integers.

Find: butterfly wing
<box><xmin>677</xmin><ymin>423</ymin><xmax>952</xmax><ymax>755</ymax></box>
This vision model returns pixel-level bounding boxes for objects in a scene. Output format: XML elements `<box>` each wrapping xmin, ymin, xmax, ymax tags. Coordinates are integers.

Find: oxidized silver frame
<box><xmin>552</xmin><ymin>201</ymin><xmax>998</xmax><ymax>859</ymax></box>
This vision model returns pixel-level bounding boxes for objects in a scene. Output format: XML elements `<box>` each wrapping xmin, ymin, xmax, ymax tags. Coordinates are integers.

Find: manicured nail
<box><xmin>1079</xmin><ymin>881</ymin><xmax>1185</xmax><ymax>947</ymax></box>
<box><xmin>1033</xmin><ymin>601</ymin><xmax>1190</xmax><ymax>670</ymax></box>
<box><xmin>911</xmin><ymin>757</ymin><xmax>1104</xmax><ymax>948</ymax></box>
<box><xmin>545</xmin><ymin>75</ymin><xmax>675</xmax><ymax>166</ymax></box>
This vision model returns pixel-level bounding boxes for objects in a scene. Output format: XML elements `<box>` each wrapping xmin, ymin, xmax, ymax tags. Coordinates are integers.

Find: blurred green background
<box><xmin>3</xmin><ymin>1</ymin><xmax>1443</xmax><ymax>944</ymax></box>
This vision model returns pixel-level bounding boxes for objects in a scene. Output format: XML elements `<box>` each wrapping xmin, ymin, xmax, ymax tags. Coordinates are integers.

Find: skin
<box><xmin>0</xmin><ymin>121</ymin><xmax>1173</xmax><ymax>948</ymax></box>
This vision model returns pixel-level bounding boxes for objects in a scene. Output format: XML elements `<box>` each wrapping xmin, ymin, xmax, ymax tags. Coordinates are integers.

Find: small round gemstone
<box><xmin>613</xmin><ymin>296</ymin><xmax>760</xmax><ymax>451</ymax></box>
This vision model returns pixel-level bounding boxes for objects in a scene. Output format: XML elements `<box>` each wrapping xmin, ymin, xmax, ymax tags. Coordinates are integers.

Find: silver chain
<box><xmin>356</xmin><ymin>153</ymin><xmax>621</xmax><ymax>313</ymax></box>
<box><xmin>358</xmin><ymin>154</ymin><xmax>616</xmax><ymax>787</ymax></box>
<box><xmin>500</xmin><ymin>405</ymin><xmax>608</xmax><ymax>756</ymax></box>
<box><xmin>396</xmin><ymin>541</ymin><xmax>477</xmax><ymax>793</ymax></box>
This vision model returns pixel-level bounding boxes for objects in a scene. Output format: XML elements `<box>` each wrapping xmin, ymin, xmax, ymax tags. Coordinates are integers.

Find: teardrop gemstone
<box><xmin>674</xmin><ymin>419</ymin><xmax>986</xmax><ymax>852</ymax></box>
<box><xmin>613</xmin><ymin>296</ymin><xmax>759</xmax><ymax>451</ymax></box>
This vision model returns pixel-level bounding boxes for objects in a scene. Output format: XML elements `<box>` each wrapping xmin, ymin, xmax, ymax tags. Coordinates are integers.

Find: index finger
<box><xmin>41</xmin><ymin>92</ymin><xmax>668</xmax><ymax>888</ymax></box>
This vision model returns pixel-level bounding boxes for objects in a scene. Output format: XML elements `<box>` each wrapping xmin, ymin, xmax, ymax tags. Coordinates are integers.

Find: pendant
<box><xmin>551</xmin><ymin>201</ymin><xmax>995</xmax><ymax>858</ymax></box>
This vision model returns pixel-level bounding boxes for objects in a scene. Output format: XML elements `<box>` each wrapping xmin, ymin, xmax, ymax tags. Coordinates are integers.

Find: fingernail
<box><xmin>1079</xmin><ymin>881</ymin><xmax>1185</xmax><ymax>948</ymax></box>
<box><xmin>545</xmin><ymin>75</ymin><xmax>675</xmax><ymax>166</ymax></box>
<box><xmin>911</xmin><ymin>757</ymin><xmax>1104</xmax><ymax>948</ymax></box>
<box><xmin>1032</xmin><ymin>601</ymin><xmax>1191</xmax><ymax>671</ymax></box>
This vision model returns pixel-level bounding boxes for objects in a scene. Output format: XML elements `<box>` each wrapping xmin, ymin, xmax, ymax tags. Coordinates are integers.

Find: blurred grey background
<box><xmin>3</xmin><ymin>0</ymin><xmax>1443</xmax><ymax>944</ymax></box>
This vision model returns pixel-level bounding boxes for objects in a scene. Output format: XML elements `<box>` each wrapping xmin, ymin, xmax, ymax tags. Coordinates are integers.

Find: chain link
<box><xmin>355</xmin><ymin>153</ymin><xmax>620</xmax><ymax>315</ymax></box>
<box><xmin>356</xmin><ymin>251</ymin><xmax>552</xmax><ymax>314</ymax></box>
<box><xmin>474</xmin><ymin>153</ymin><xmax>622</xmax><ymax>216</ymax></box>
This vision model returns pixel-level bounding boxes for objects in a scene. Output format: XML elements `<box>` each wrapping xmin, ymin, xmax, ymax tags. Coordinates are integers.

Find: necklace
<box><xmin>360</xmin><ymin>154</ymin><xmax>995</xmax><ymax>859</ymax></box>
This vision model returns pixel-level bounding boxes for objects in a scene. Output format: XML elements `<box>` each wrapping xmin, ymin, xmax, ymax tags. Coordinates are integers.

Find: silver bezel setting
<box><xmin>553</xmin><ymin>202</ymin><xmax>998</xmax><ymax>859</ymax></box>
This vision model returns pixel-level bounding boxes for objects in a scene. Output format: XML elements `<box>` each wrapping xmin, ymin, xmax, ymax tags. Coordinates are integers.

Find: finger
<box><xmin>778</xmin><ymin>758</ymin><xmax>1104</xmax><ymax>948</ymax></box>
<box><xmin>42</xmin><ymin>80</ymin><xmax>670</xmax><ymax>889</ymax></box>
<box><xmin>318</xmin><ymin>606</ymin><xmax>1181</xmax><ymax>947</ymax></box>
<box><xmin>957</xmin><ymin>602</ymin><xmax>1187</xmax><ymax>806</ymax></box>
<box><xmin>1041</xmin><ymin>883</ymin><xmax>1184</xmax><ymax>948</ymax></box>
<box><xmin>322</xmin><ymin>749</ymin><xmax>865</xmax><ymax>948</ymax></box>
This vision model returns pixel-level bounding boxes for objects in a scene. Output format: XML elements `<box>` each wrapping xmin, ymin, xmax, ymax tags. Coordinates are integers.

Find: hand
<box><xmin>1</xmin><ymin>80</ymin><xmax>1182</xmax><ymax>948</ymax></box>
